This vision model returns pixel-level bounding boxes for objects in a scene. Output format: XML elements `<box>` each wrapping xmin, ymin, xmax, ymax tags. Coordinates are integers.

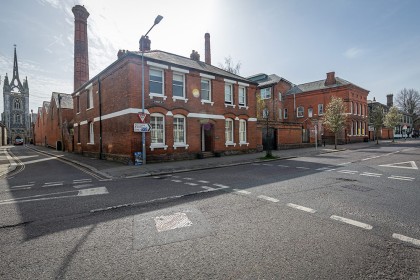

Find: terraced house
<box><xmin>70</xmin><ymin>5</ymin><xmax>258</xmax><ymax>164</ymax></box>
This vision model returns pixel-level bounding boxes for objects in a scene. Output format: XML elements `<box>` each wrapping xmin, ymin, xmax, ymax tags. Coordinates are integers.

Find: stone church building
<box><xmin>2</xmin><ymin>46</ymin><xmax>30</xmax><ymax>144</ymax></box>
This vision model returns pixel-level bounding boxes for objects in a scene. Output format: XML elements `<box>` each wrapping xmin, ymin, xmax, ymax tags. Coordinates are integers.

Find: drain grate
<box><xmin>341</xmin><ymin>184</ymin><xmax>373</xmax><ymax>192</ymax></box>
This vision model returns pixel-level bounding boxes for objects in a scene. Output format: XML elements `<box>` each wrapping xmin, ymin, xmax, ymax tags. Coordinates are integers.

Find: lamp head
<box><xmin>154</xmin><ymin>15</ymin><xmax>163</xmax><ymax>25</ymax></box>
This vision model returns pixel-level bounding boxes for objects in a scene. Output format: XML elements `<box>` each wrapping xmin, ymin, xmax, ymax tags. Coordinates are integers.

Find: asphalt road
<box><xmin>0</xmin><ymin>142</ymin><xmax>419</xmax><ymax>279</ymax></box>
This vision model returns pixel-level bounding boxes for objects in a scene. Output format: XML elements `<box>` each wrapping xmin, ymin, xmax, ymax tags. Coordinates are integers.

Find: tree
<box><xmin>219</xmin><ymin>56</ymin><xmax>241</xmax><ymax>75</ymax></box>
<box><xmin>395</xmin><ymin>88</ymin><xmax>420</xmax><ymax>116</ymax></box>
<box><xmin>384</xmin><ymin>106</ymin><xmax>402</xmax><ymax>143</ymax></box>
<box><xmin>323</xmin><ymin>96</ymin><xmax>346</xmax><ymax>149</ymax></box>
<box><xmin>369</xmin><ymin>105</ymin><xmax>384</xmax><ymax>144</ymax></box>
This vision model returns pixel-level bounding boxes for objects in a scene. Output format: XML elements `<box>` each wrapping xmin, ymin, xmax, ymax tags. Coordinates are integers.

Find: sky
<box><xmin>1</xmin><ymin>0</ymin><xmax>419</xmax><ymax>114</ymax></box>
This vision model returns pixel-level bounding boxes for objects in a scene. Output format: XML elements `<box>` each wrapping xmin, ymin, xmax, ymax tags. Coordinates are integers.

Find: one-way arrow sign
<box><xmin>134</xmin><ymin>123</ymin><xmax>152</xmax><ymax>132</ymax></box>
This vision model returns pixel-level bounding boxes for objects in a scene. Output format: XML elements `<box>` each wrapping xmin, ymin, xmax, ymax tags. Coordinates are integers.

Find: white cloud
<box><xmin>344</xmin><ymin>47</ymin><xmax>364</xmax><ymax>59</ymax></box>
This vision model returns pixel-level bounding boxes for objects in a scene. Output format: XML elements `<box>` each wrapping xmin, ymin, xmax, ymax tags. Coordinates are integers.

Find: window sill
<box><xmin>150</xmin><ymin>94</ymin><xmax>167</xmax><ymax>100</ymax></box>
<box><xmin>225</xmin><ymin>104</ymin><xmax>236</xmax><ymax>108</ymax></box>
<box><xmin>238</xmin><ymin>105</ymin><xmax>249</xmax><ymax>110</ymax></box>
<box><xmin>150</xmin><ymin>144</ymin><xmax>168</xmax><ymax>151</ymax></box>
<box><xmin>225</xmin><ymin>142</ymin><xmax>237</xmax><ymax>147</ymax></box>
<box><xmin>201</xmin><ymin>100</ymin><xmax>214</xmax><ymax>106</ymax></box>
<box><xmin>173</xmin><ymin>144</ymin><xmax>189</xmax><ymax>150</ymax></box>
<box><xmin>239</xmin><ymin>142</ymin><xmax>249</xmax><ymax>147</ymax></box>
<box><xmin>87</xmin><ymin>143</ymin><xmax>95</xmax><ymax>145</ymax></box>
<box><xmin>87</xmin><ymin>107</ymin><xmax>94</xmax><ymax>111</ymax></box>
<box><xmin>172</xmin><ymin>97</ymin><xmax>188</xmax><ymax>103</ymax></box>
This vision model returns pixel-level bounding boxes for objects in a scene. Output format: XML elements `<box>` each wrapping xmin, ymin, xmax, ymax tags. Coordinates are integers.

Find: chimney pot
<box><xmin>190</xmin><ymin>50</ymin><xmax>200</xmax><ymax>61</ymax></box>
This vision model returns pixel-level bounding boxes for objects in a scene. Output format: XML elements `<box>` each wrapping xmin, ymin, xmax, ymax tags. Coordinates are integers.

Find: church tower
<box><xmin>2</xmin><ymin>46</ymin><xmax>30</xmax><ymax>144</ymax></box>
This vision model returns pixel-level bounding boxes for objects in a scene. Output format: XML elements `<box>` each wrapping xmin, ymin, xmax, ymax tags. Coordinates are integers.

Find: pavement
<box><xmin>0</xmin><ymin>140</ymin><xmax>414</xmax><ymax>180</ymax></box>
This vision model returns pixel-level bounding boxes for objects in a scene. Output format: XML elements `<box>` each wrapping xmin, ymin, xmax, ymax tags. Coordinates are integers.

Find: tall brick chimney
<box><xmin>72</xmin><ymin>5</ymin><xmax>90</xmax><ymax>92</ymax></box>
<box><xmin>205</xmin><ymin>33</ymin><xmax>211</xmax><ymax>64</ymax></box>
<box><xmin>387</xmin><ymin>94</ymin><xmax>394</xmax><ymax>107</ymax></box>
<box><xmin>324</xmin><ymin>72</ymin><xmax>336</xmax><ymax>86</ymax></box>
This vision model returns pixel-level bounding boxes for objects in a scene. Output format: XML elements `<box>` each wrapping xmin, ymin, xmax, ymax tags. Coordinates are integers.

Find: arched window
<box><xmin>14</xmin><ymin>99</ymin><xmax>21</xmax><ymax>110</ymax></box>
<box><xmin>14</xmin><ymin>114</ymin><xmax>22</xmax><ymax>124</ymax></box>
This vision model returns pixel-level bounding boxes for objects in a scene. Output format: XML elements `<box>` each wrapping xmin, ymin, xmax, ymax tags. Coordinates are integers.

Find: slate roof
<box><xmin>286</xmin><ymin>77</ymin><xmax>368</xmax><ymax>95</ymax></box>
<box><xmin>128</xmin><ymin>50</ymin><xmax>256</xmax><ymax>85</ymax></box>
<box><xmin>52</xmin><ymin>92</ymin><xmax>73</xmax><ymax>109</ymax></box>
<box><xmin>247</xmin><ymin>73</ymin><xmax>294</xmax><ymax>88</ymax></box>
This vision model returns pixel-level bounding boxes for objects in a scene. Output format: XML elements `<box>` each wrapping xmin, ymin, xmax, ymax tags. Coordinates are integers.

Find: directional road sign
<box><xmin>134</xmin><ymin>123</ymin><xmax>152</xmax><ymax>132</ymax></box>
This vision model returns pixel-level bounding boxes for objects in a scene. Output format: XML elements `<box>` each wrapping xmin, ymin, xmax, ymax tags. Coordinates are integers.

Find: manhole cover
<box><xmin>154</xmin><ymin>212</ymin><xmax>193</xmax><ymax>232</ymax></box>
<box><xmin>341</xmin><ymin>184</ymin><xmax>373</xmax><ymax>192</ymax></box>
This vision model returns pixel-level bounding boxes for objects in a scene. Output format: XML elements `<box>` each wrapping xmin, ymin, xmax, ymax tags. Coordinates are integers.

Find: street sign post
<box><xmin>134</xmin><ymin>123</ymin><xmax>152</xmax><ymax>132</ymax></box>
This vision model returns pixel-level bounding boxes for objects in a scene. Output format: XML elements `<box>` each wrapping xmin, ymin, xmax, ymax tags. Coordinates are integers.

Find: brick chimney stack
<box><xmin>205</xmin><ymin>33</ymin><xmax>211</xmax><ymax>64</ymax></box>
<box><xmin>324</xmin><ymin>72</ymin><xmax>336</xmax><ymax>86</ymax></box>
<box><xmin>190</xmin><ymin>50</ymin><xmax>200</xmax><ymax>61</ymax></box>
<box><xmin>72</xmin><ymin>5</ymin><xmax>90</xmax><ymax>92</ymax></box>
<box><xmin>387</xmin><ymin>94</ymin><xmax>394</xmax><ymax>107</ymax></box>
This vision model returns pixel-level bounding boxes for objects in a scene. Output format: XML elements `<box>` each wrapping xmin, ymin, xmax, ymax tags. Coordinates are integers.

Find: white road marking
<box><xmin>337</xmin><ymin>162</ymin><xmax>351</xmax><ymax>165</ymax></box>
<box><xmin>42</xmin><ymin>183</ymin><xmax>64</xmax><ymax>187</ymax></box>
<box><xmin>287</xmin><ymin>203</ymin><xmax>317</xmax><ymax>213</ymax></box>
<box><xmin>44</xmin><ymin>181</ymin><xmax>64</xmax><ymax>185</ymax></box>
<box><xmin>330</xmin><ymin>215</ymin><xmax>373</xmax><ymax>230</ymax></box>
<box><xmin>233</xmin><ymin>189</ymin><xmax>251</xmax><ymax>195</ymax></box>
<box><xmin>201</xmin><ymin>186</ymin><xmax>216</xmax><ymax>191</ymax></box>
<box><xmin>277</xmin><ymin>165</ymin><xmax>289</xmax><ymax>167</ymax></box>
<box><xmin>380</xmin><ymin>161</ymin><xmax>418</xmax><ymax>170</ymax></box>
<box><xmin>296</xmin><ymin>167</ymin><xmax>310</xmax><ymax>170</ymax></box>
<box><xmin>360</xmin><ymin>172</ymin><xmax>382</xmax><ymax>177</ymax></box>
<box><xmin>213</xmin><ymin>183</ymin><xmax>230</xmax><ymax>189</ymax></box>
<box><xmin>263</xmin><ymin>163</ymin><xmax>273</xmax><ymax>166</ymax></box>
<box><xmin>73</xmin><ymin>184</ymin><xmax>94</xmax><ymax>189</ymax></box>
<box><xmin>257</xmin><ymin>195</ymin><xmax>279</xmax><ymax>203</ymax></box>
<box><xmin>392</xmin><ymin>233</ymin><xmax>420</xmax><ymax>246</ymax></box>
<box><xmin>185</xmin><ymin>182</ymin><xmax>198</xmax><ymax>186</ymax></box>
<box><xmin>11</xmin><ymin>184</ymin><xmax>34</xmax><ymax>189</ymax></box>
<box><xmin>337</xmin><ymin>170</ymin><xmax>358</xmax><ymax>174</ymax></box>
<box><xmin>361</xmin><ymin>156</ymin><xmax>380</xmax><ymax>161</ymax></box>
<box><xmin>171</xmin><ymin>180</ymin><xmax>182</xmax><ymax>183</ymax></box>
<box><xmin>73</xmin><ymin>179</ymin><xmax>92</xmax><ymax>183</ymax></box>
<box><xmin>183</xmin><ymin>177</ymin><xmax>193</xmax><ymax>180</ymax></box>
<box><xmin>78</xmin><ymin>187</ymin><xmax>108</xmax><ymax>196</ymax></box>
<box><xmin>198</xmin><ymin>180</ymin><xmax>210</xmax><ymax>183</ymax></box>
<box><xmin>388</xmin><ymin>175</ymin><xmax>415</xmax><ymax>181</ymax></box>
<box><xmin>316</xmin><ymin>167</ymin><xmax>331</xmax><ymax>171</ymax></box>
<box><xmin>324</xmin><ymin>168</ymin><xmax>337</xmax><ymax>172</ymax></box>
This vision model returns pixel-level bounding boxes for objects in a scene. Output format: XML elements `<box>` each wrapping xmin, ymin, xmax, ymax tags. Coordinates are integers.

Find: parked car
<box><xmin>14</xmin><ymin>138</ymin><xmax>24</xmax><ymax>145</ymax></box>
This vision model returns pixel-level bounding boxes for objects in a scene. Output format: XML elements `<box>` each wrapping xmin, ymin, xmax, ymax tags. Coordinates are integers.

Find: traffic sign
<box><xmin>134</xmin><ymin>123</ymin><xmax>152</xmax><ymax>132</ymax></box>
<box><xmin>138</xmin><ymin>113</ymin><xmax>147</xmax><ymax>123</ymax></box>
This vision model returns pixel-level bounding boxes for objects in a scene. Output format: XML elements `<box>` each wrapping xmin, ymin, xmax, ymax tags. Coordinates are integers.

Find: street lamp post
<box><xmin>141</xmin><ymin>15</ymin><xmax>163</xmax><ymax>165</ymax></box>
<box><xmin>263</xmin><ymin>107</ymin><xmax>272</xmax><ymax>157</ymax></box>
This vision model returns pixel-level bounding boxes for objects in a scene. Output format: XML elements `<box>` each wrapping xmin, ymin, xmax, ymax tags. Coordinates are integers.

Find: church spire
<box><xmin>10</xmin><ymin>44</ymin><xmax>23</xmax><ymax>91</ymax></box>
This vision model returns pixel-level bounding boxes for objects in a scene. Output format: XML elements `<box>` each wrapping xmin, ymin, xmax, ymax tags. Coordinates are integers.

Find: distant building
<box><xmin>2</xmin><ymin>46</ymin><xmax>30</xmax><ymax>144</ymax></box>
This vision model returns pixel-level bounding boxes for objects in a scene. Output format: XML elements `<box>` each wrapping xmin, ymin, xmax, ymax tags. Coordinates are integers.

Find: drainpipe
<box><xmin>98</xmin><ymin>76</ymin><xmax>103</xmax><ymax>160</ymax></box>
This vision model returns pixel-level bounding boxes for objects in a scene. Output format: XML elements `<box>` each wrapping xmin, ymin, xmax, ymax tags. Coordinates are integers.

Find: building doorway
<box><xmin>201</xmin><ymin>123</ymin><xmax>213</xmax><ymax>152</ymax></box>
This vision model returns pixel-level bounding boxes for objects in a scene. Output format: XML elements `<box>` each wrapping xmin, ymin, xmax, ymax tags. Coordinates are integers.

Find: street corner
<box><xmin>133</xmin><ymin>207</ymin><xmax>213</xmax><ymax>250</ymax></box>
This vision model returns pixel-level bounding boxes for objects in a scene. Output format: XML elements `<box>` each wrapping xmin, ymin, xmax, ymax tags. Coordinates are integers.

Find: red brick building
<box><xmin>250</xmin><ymin>72</ymin><xmax>370</xmax><ymax>147</ymax></box>
<box><xmin>34</xmin><ymin>93</ymin><xmax>73</xmax><ymax>150</ymax></box>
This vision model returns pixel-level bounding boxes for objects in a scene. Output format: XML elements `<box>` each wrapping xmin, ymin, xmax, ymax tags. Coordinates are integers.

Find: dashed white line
<box><xmin>213</xmin><ymin>183</ymin><xmax>230</xmax><ymax>189</ymax></box>
<box><xmin>233</xmin><ymin>189</ymin><xmax>251</xmax><ymax>195</ymax></box>
<box><xmin>183</xmin><ymin>177</ymin><xmax>193</xmax><ymax>180</ymax></box>
<box><xmin>337</xmin><ymin>162</ymin><xmax>351</xmax><ymax>165</ymax></box>
<box><xmin>361</xmin><ymin>156</ymin><xmax>380</xmax><ymax>161</ymax></box>
<box><xmin>392</xmin><ymin>233</ymin><xmax>420</xmax><ymax>246</ymax></box>
<box><xmin>11</xmin><ymin>184</ymin><xmax>34</xmax><ymax>189</ymax></box>
<box><xmin>73</xmin><ymin>179</ymin><xmax>92</xmax><ymax>184</ymax></box>
<box><xmin>330</xmin><ymin>215</ymin><xmax>373</xmax><ymax>230</ymax></box>
<box><xmin>337</xmin><ymin>170</ymin><xmax>358</xmax><ymax>174</ymax></box>
<box><xmin>201</xmin><ymin>186</ymin><xmax>216</xmax><ymax>191</ymax></box>
<box><xmin>388</xmin><ymin>175</ymin><xmax>414</xmax><ymax>181</ymax></box>
<box><xmin>257</xmin><ymin>195</ymin><xmax>279</xmax><ymax>203</ymax></box>
<box><xmin>198</xmin><ymin>180</ymin><xmax>210</xmax><ymax>183</ymax></box>
<box><xmin>360</xmin><ymin>172</ymin><xmax>382</xmax><ymax>177</ymax></box>
<box><xmin>42</xmin><ymin>182</ymin><xmax>64</xmax><ymax>187</ymax></box>
<box><xmin>287</xmin><ymin>203</ymin><xmax>317</xmax><ymax>213</ymax></box>
<box><xmin>185</xmin><ymin>182</ymin><xmax>198</xmax><ymax>186</ymax></box>
<box><xmin>171</xmin><ymin>180</ymin><xmax>182</xmax><ymax>183</ymax></box>
<box><xmin>296</xmin><ymin>167</ymin><xmax>310</xmax><ymax>170</ymax></box>
<box><xmin>44</xmin><ymin>181</ymin><xmax>64</xmax><ymax>185</ymax></box>
<box><xmin>316</xmin><ymin>167</ymin><xmax>331</xmax><ymax>171</ymax></box>
<box><xmin>277</xmin><ymin>165</ymin><xmax>289</xmax><ymax>168</ymax></box>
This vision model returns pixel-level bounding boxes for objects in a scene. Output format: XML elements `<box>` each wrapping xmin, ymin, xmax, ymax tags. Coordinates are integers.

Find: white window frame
<box><xmin>297</xmin><ymin>106</ymin><xmax>304</xmax><ymax>118</ymax></box>
<box><xmin>200</xmin><ymin>78</ymin><xmax>212</xmax><ymax>103</ymax></box>
<box><xmin>149</xmin><ymin>68</ymin><xmax>165</xmax><ymax>97</ymax></box>
<box><xmin>350</xmin><ymin>102</ymin><xmax>353</xmax><ymax>114</ymax></box>
<box><xmin>89</xmin><ymin>122</ymin><xmax>94</xmax><ymax>144</ymax></box>
<box><xmin>238</xmin><ymin>86</ymin><xmax>246</xmax><ymax>107</ymax></box>
<box><xmin>278</xmin><ymin>92</ymin><xmax>282</xmax><ymax>101</ymax></box>
<box><xmin>225</xmin><ymin>83</ymin><xmax>233</xmax><ymax>105</ymax></box>
<box><xmin>225</xmin><ymin>118</ymin><xmax>234</xmax><ymax>145</ymax></box>
<box><xmin>261</xmin><ymin>87</ymin><xmax>271</xmax><ymax>100</ymax></box>
<box><xmin>279</xmin><ymin>109</ymin><xmax>282</xmax><ymax>120</ymax></box>
<box><xmin>318</xmin><ymin>104</ymin><xmax>324</xmax><ymax>115</ymax></box>
<box><xmin>172</xmin><ymin>72</ymin><xmax>186</xmax><ymax>101</ymax></box>
<box><xmin>284</xmin><ymin>108</ymin><xmax>288</xmax><ymax>119</ymax></box>
<box><xmin>239</xmin><ymin>119</ymin><xmax>248</xmax><ymax>146</ymax></box>
<box><xmin>308</xmin><ymin>108</ymin><xmax>313</xmax><ymax>118</ymax></box>
<box><xmin>150</xmin><ymin>113</ymin><xmax>168</xmax><ymax>150</ymax></box>
<box><xmin>173</xmin><ymin>115</ymin><xmax>189</xmax><ymax>149</ymax></box>
<box><xmin>87</xmin><ymin>88</ymin><xmax>93</xmax><ymax>110</ymax></box>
